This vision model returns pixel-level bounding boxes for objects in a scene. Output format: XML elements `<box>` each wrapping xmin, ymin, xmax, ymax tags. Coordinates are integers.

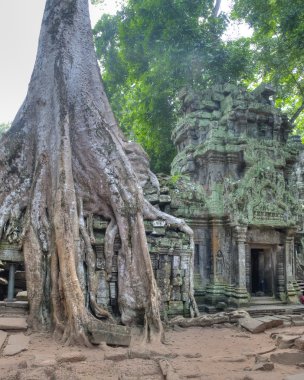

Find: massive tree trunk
<box><xmin>0</xmin><ymin>0</ymin><xmax>193</xmax><ymax>345</ymax></box>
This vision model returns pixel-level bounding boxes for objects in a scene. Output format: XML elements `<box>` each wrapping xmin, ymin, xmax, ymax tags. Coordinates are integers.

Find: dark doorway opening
<box><xmin>251</xmin><ymin>248</ymin><xmax>273</xmax><ymax>296</ymax></box>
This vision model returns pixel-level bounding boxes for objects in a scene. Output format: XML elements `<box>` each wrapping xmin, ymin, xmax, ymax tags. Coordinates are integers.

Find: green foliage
<box><xmin>93</xmin><ymin>0</ymin><xmax>253</xmax><ymax>173</ymax></box>
<box><xmin>232</xmin><ymin>0</ymin><xmax>304</xmax><ymax>136</ymax></box>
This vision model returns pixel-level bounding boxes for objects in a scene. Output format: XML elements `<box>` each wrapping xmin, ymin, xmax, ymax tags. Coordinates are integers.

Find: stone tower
<box><xmin>170</xmin><ymin>83</ymin><xmax>303</xmax><ymax>308</ymax></box>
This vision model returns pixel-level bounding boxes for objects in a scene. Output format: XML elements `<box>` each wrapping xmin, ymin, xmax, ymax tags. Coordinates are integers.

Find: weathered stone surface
<box><xmin>0</xmin><ymin>317</ymin><xmax>27</xmax><ymax>331</ymax></box>
<box><xmin>270</xmin><ymin>351</ymin><xmax>304</xmax><ymax>365</ymax></box>
<box><xmin>0</xmin><ymin>242</ymin><xmax>23</xmax><ymax>262</ymax></box>
<box><xmin>283</xmin><ymin>374</ymin><xmax>304</xmax><ymax>380</ymax></box>
<box><xmin>17</xmin><ymin>360</ymin><xmax>28</xmax><ymax>369</ymax></box>
<box><xmin>295</xmin><ymin>336</ymin><xmax>304</xmax><ymax>350</ymax></box>
<box><xmin>238</xmin><ymin>316</ymin><xmax>283</xmax><ymax>334</ymax></box>
<box><xmin>253</xmin><ymin>362</ymin><xmax>274</xmax><ymax>371</ymax></box>
<box><xmin>89</xmin><ymin>322</ymin><xmax>131</xmax><ymax>346</ymax></box>
<box><xmin>275</xmin><ymin>334</ymin><xmax>300</xmax><ymax>349</ymax></box>
<box><xmin>3</xmin><ymin>333</ymin><xmax>29</xmax><ymax>356</ymax></box>
<box><xmin>255</xmin><ymin>354</ymin><xmax>270</xmax><ymax>364</ymax></box>
<box><xmin>0</xmin><ymin>330</ymin><xmax>7</xmax><ymax>350</ymax></box>
<box><xmin>293</xmin><ymin>320</ymin><xmax>304</xmax><ymax>327</ymax></box>
<box><xmin>56</xmin><ymin>352</ymin><xmax>87</xmax><ymax>363</ymax></box>
<box><xmin>239</xmin><ymin>317</ymin><xmax>268</xmax><ymax>334</ymax></box>
<box><xmin>290</xmin><ymin>315</ymin><xmax>303</xmax><ymax>321</ymax></box>
<box><xmin>16</xmin><ymin>291</ymin><xmax>28</xmax><ymax>301</ymax></box>
<box><xmin>256</xmin><ymin>316</ymin><xmax>284</xmax><ymax>329</ymax></box>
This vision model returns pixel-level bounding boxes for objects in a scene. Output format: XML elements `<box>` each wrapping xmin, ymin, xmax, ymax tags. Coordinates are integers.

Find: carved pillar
<box><xmin>204</xmin><ymin>218</ymin><xmax>227</xmax><ymax>307</ymax></box>
<box><xmin>276</xmin><ymin>244</ymin><xmax>285</xmax><ymax>300</ymax></box>
<box><xmin>7</xmin><ymin>263</ymin><xmax>15</xmax><ymax>302</ymax></box>
<box><xmin>285</xmin><ymin>229</ymin><xmax>298</xmax><ymax>302</ymax></box>
<box><xmin>211</xmin><ymin>218</ymin><xmax>221</xmax><ymax>282</ymax></box>
<box><xmin>235</xmin><ymin>226</ymin><xmax>248</xmax><ymax>288</ymax></box>
<box><xmin>245</xmin><ymin>243</ymin><xmax>250</xmax><ymax>291</ymax></box>
<box><xmin>285</xmin><ymin>231</ymin><xmax>295</xmax><ymax>282</ymax></box>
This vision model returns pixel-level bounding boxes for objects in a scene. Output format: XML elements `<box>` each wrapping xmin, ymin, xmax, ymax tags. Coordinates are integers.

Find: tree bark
<box><xmin>212</xmin><ymin>0</ymin><xmax>222</xmax><ymax>17</ymax></box>
<box><xmin>0</xmin><ymin>0</ymin><xmax>193</xmax><ymax>345</ymax></box>
<box><xmin>290</xmin><ymin>102</ymin><xmax>304</xmax><ymax>125</ymax></box>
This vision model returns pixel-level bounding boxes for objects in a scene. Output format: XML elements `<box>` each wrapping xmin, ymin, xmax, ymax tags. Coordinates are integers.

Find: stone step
<box><xmin>0</xmin><ymin>317</ymin><xmax>27</xmax><ymax>331</ymax></box>
<box><xmin>250</xmin><ymin>297</ymin><xmax>284</xmax><ymax>306</ymax></box>
<box><xmin>3</xmin><ymin>333</ymin><xmax>30</xmax><ymax>356</ymax></box>
<box><xmin>0</xmin><ymin>301</ymin><xmax>29</xmax><ymax>316</ymax></box>
<box><xmin>246</xmin><ymin>304</ymin><xmax>304</xmax><ymax>318</ymax></box>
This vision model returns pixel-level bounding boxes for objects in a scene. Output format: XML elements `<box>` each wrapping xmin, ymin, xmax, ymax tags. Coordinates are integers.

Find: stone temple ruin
<box><xmin>169</xmin><ymin>83</ymin><xmax>304</xmax><ymax>310</ymax></box>
<box><xmin>0</xmin><ymin>83</ymin><xmax>304</xmax><ymax>318</ymax></box>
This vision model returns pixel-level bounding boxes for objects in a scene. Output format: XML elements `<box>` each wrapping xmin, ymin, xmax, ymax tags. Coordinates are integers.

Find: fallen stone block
<box><xmin>270</xmin><ymin>351</ymin><xmax>304</xmax><ymax>366</ymax></box>
<box><xmin>255</xmin><ymin>355</ymin><xmax>270</xmax><ymax>364</ymax></box>
<box><xmin>16</xmin><ymin>291</ymin><xmax>28</xmax><ymax>301</ymax></box>
<box><xmin>275</xmin><ymin>335</ymin><xmax>301</xmax><ymax>349</ymax></box>
<box><xmin>239</xmin><ymin>317</ymin><xmax>267</xmax><ymax>334</ymax></box>
<box><xmin>255</xmin><ymin>316</ymin><xmax>283</xmax><ymax>329</ymax></box>
<box><xmin>239</xmin><ymin>316</ymin><xmax>283</xmax><ymax>334</ymax></box>
<box><xmin>89</xmin><ymin>322</ymin><xmax>131</xmax><ymax>346</ymax></box>
<box><xmin>291</xmin><ymin>315</ymin><xmax>304</xmax><ymax>321</ymax></box>
<box><xmin>293</xmin><ymin>321</ymin><xmax>304</xmax><ymax>327</ymax></box>
<box><xmin>295</xmin><ymin>337</ymin><xmax>304</xmax><ymax>350</ymax></box>
<box><xmin>3</xmin><ymin>333</ymin><xmax>29</xmax><ymax>356</ymax></box>
<box><xmin>56</xmin><ymin>352</ymin><xmax>87</xmax><ymax>363</ymax></box>
<box><xmin>284</xmin><ymin>321</ymin><xmax>292</xmax><ymax>327</ymax></box>
<box><xmin>253</xmin><ymin>362</ymin><xmax>274</xmax><ymax>371</ymax></box>
<box><xmin>0</xmin><ymin>317</ymin><xmax>27</xmax><ymax>331</ymax></box>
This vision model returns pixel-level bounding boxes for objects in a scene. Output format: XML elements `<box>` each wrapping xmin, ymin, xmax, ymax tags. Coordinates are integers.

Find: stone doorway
<box><xmin>251</xmin><ymin>248</ymin><xmax>274</xmax><ymax>296</ymax></box>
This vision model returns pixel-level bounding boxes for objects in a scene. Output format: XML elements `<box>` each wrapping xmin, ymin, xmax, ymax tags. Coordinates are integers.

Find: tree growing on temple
<box><xmin>0</xmin><ymin>0</ymin><xmax>192</xmax><ymax>345</ymax></box>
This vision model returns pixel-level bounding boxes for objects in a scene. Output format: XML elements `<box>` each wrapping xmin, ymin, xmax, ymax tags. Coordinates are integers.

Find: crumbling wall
<box><xmin>92</xmin><ymin>214</ymin><xmax>194</xmax><ymax>318</ymax></box>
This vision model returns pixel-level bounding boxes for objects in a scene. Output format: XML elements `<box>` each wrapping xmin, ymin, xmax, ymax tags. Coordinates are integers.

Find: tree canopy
<box><xmin>93</xmin><ymin>0</ymin><xmax>253</xmax><ymax>172</ymax></box>
<box><xmin>231</xmin><ymin>0</ymin><xmax>304</xmax><ymax>134</ymax></box>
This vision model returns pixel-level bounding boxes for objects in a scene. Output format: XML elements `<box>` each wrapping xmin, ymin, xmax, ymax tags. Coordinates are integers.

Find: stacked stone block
<box><xmin>92</xmin><ymin>213</ymin><xmax>194</xmax><ymax>318</ymax></box>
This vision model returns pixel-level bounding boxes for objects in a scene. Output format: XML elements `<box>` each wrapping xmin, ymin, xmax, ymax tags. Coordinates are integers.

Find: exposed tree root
<box><xmin>169</xmin><ymin>310</ymin><xmax>250</xmax><ymax>328</ymax></box>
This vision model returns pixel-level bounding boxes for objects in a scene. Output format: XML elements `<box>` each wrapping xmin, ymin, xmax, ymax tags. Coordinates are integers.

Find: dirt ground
<box><xmin>0</xmin><ymin>323</ymin><xmax>304</xmax><ymax>380</ymax></box>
